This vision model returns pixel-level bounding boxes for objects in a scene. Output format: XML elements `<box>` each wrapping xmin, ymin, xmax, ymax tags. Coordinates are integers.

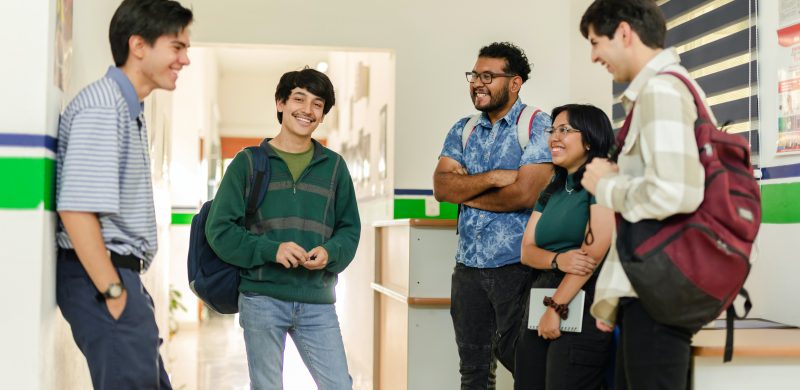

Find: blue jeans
<box><xmin>238</xmin><ymin>292</ymin><xmax>352</xmax><ymax>390</ymax></box>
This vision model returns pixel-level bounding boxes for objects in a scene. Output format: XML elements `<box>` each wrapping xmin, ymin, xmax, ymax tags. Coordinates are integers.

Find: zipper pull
<box><xmin>293</xmin><ymin>184</ymin><xmax>296</xmax><ymax>194</ymax></box>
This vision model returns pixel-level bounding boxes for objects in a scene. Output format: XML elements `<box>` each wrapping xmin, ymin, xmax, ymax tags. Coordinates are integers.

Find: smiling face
<box><xmin>276</xmin><ymin>87</ymin><xmax>326</xmax><ymax>138</ymax></box>
<box><xmin>469</xmin><ymin>56</ymin><xmax>514</xmax><ymax>115</ymax></box>
<box><xmin>139</xmin><ymin>28</ymin><xmax>191</xmax><ymax>92</ymax></box>
<box><xmin>587</xmin><ymin>25</ymin><xmax>631</xmax><ymax>83</ymax></box>
<box><xmin>549</xmin><ymin>111</ymin><xmax>589</xmax><ymax>173</ymax></box>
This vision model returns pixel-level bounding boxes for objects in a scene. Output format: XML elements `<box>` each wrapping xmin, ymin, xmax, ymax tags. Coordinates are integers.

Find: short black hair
<box><xmin>274</xmin><ymin>67</ymin><xmax>336</xmax><ymax>124</ymax></box>
<box><xmin>109</xmin><ymin>0</ymin><xmax>194</xmax><ymax>67</ymax></box>
<box><xmin>580</xmin><ymin>0</ymin><xmax>666</xmax><ymax>49</ymax></box>
<box><xmin>540</xmin><ymin>104</ymin><xmax>614</xmax><ymax>204</ymax></box>
<box><xmin>478</xmin><ymin>42</ymin><xmax>531</xmax><ymax>83</ymax></box>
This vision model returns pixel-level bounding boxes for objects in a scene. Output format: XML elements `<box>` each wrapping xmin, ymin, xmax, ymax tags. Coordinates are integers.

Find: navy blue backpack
<box><xmin>187</xmin><ymin>140</ymin><xmax>271</xmax><ymax>314</ymax></box>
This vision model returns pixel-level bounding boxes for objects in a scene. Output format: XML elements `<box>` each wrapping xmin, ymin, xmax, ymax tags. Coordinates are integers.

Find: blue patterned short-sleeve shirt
<box><xmin>439</xmin><ymin>99</ymin><xmax>552</xmax><ymax>268</ymax></box>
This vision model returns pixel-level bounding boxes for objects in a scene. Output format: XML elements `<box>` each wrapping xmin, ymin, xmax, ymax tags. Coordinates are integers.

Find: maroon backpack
<box><xmin>612</xmin><ymin>71</ymin><xmax>760</xmax><ymax>362</ymax></box>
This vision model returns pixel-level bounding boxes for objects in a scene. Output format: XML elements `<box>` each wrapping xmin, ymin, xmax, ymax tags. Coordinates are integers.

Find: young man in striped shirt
<box><xmin>579</xmin><ymin>0</ymin><xmax>714</xmax><ymax>388</ymax></box>
<box><xmin>55</xmin><ymin>1</ymin><xmax>192</xmax><ymax>388</ymax></box>
<box><xmin>206</xmin><ymin>68</ymin><xmax>360</xmax><ymax>389</ymax></box>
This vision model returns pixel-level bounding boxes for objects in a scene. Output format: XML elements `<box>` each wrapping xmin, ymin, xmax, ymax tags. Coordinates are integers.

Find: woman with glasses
<box><xmin>514</xmin><ymin>104</ymin><xmax>615</xmax><ymax>390</ymax></box>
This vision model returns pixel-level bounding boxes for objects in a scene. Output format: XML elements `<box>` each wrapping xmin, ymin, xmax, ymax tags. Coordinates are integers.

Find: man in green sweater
<box><xmin>206</xmin><ymin>68</ymin><xmax>360</xmax><ymax>389</ymax></box>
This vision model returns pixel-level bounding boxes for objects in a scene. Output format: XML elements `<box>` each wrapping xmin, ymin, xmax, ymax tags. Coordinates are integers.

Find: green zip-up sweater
<box><xmin>206</xmin><ymin>140</ymin><xmax>360</xmax><ymax>304</ymax></box>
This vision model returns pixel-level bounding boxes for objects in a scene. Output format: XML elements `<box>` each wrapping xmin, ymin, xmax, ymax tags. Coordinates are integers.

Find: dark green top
<box><xmin>272</xmin><ymin>144</ymin><xmax>313</xmax><ymax>182</ymax></box>
<box><xmin>532</xmin><ymin>174</ymin><xmax>600</xmax><ymax>297</ymax></box>
<box><xmin>205</xmin><ymin>140</ymin><xmax>361</xmax><ymax>304</ymax></box>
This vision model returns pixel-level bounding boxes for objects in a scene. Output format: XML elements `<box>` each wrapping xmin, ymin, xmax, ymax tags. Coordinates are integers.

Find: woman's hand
<box><xmin>537</xmin><ymin>309</ymin><xmax>562</xmax><ymax>340</ymax></box>
<box><xmin>596</xmin><ymin>319</ymin><xmax>614</xmax><ymax>333</ymax></box>
<box><xmin>556</xmin><ymin>249</ymin><xmax>597</xmax><ymax>276</ymax></box>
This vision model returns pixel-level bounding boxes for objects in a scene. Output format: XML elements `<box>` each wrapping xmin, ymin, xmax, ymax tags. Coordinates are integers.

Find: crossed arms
<box><xmin>433</xmin><ymin>156</ymin><xmax>552</xmax><ymax>212</ymax></box>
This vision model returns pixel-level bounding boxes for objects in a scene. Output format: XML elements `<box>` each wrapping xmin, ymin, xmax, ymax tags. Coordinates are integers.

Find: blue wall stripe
<box><xmin>760</xmin><ymin>163</ymin><xmax>800</xmax><ymax>180</ymax></box>
<box><xmin>0</xmin><ymin>134</ymin><xmax>57</xmax><ymax>153</ymax></box>
<box><xmin>395</xmin><ymin>189</ymin><xmax>434</xmax><ymax>196</ymax></box>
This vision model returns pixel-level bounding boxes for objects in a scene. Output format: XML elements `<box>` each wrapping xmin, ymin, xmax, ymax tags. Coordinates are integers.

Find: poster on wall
<box><xmin>54</xmin><ymin>0</ymin><xmax>73</xmax><ymax>92</ymax></box>
<box><xmin>776</xmin><ymin>0</ymin><xmax>800</xmax><ymax>154</ymax></box>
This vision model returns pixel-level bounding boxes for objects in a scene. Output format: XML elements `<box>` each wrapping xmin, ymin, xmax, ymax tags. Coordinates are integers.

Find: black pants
<box><xmin>615</xmin><ymin>298</ymin><xmax>693</xmax><ymax>390</ymax></box>
<box><xmin>450</xmin><ymin>262</ymin><xmax>534</xmax><ymax>390</ymax></box>
<box><xmin>514</xmin><ymin>278</ymin><xmax>613</xmax><ymax>389</ymax></box>
<box><xmin>57</xmin><ymin>249</ymin><xmax>171</xmax><ymax>389</ymax></box>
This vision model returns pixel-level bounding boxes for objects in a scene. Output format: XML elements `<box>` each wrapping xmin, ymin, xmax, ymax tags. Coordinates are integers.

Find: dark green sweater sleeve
<box><xmin>322</xmin><ymin>160</ymin><xmax>361</xmax><ymax>274</ymax></box>
<box><xmin>205</xmin><ymin>151</ymin><xmax>280</xmax><ymax>268</ymax></box>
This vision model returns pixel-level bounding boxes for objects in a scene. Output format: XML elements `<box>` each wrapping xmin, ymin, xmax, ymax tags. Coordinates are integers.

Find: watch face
<box><xmin>106</xmin><ymin>283</ymin><xmax>123</xmax><ymax>299</ymax></box>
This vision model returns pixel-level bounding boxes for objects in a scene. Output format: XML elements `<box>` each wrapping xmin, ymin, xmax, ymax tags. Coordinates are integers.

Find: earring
<box><xmin>586</xmin><ymin>146</ymin><xmax>591</xmax><ymax>150</ymax></box>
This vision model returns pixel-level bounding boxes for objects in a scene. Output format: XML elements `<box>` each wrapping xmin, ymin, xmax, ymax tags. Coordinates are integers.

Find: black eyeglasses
<box><xmin>544</xmin><ymin>125</ymin><xmax>582</xmax><ymax>137</ymax></box>
<box><xmin>465</xmin><ymin>71</ymin><xmax>517</xmax><ymax>84</ymax></box>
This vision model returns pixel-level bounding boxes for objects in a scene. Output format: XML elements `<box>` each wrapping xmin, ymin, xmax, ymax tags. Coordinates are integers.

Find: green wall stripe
<box><xmin>0</xmin><ymin>157</ymin><xmax>54</xmax><ymax>211</ymax></box>
<box><xmin>393</xmin><ymin>198</ymin><xmax>457</xmax><ymax>219</ymax></box>
<box><xmin>761</xmin><ymin>183</ymin><xmax>800</xmax><ymax>224</ymax></box>
<box><xmin>171</xmin><ymin>213</ymin><xmax>195</xmax><ymax>225</ymax></box>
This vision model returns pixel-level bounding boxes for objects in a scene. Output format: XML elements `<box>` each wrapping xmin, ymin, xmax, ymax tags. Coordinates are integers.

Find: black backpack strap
<box><xmin>244</xmin><ymin>139</ymin><xmax>271</xmax><ymax>217</ymax></box>
<box><xmin>724</xmin><ymin>288</ymin><xmax>753</xmax><ymax>362</ymax></box>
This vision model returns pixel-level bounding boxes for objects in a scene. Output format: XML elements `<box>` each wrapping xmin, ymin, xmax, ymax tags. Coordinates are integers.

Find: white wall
<box><xmin>743</xmin><ymin>0</ymin><xmax>800</xmax><ymax>326</ymax></box>
<box><xmin>0</xmin><ymin>1</ymin><xmax>76</xmax><ymax>388</ymax></box>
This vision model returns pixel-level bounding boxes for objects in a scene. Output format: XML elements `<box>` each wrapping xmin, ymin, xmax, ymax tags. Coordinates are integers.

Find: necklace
<box><xmin>565</xmin><ymin>182</ymin><xmax>575</xmax><ymax>194</ymax></box>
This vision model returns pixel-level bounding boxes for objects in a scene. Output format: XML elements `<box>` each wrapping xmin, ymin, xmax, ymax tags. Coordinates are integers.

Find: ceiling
<box><xmin>212</xmin><ymin>45</ymin><xmax>331</xmax><ymax>76</ymax></box>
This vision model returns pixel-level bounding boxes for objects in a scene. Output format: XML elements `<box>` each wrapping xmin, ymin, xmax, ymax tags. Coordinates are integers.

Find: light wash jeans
<box><xmin>239</xmin><ymin>292</ymin><xmax>352</xmax><ymax>390</ymax></box>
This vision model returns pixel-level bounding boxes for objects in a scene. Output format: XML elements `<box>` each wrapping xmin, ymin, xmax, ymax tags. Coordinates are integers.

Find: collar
<box><xmin>105</xmin><ymin>66</ymin><xmax>143</xmax><ymax>120</ymax></box>
<box><xmin>478</xmin><ymin>98</ymin><xmax>525</xmax><ymax>128</ymax></box>
<box><xmin>620</xmin><ymin>47</ymin><xmax>681</xmax><ymax>109</ymax></box>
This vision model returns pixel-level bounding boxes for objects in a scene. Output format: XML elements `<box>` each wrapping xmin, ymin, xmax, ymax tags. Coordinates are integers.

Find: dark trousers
<box><xmin>56</xmin><ymin>249</ymin><xmax>171</xmax><ymax>390</ymax></box>
<box><xmin>451</xmin><ymin>262</ymin><xmax>534</xmax><ymax>390</ymax></box>
<box><xmin>615</xmin><ymin>299</ymin><xmax>693</xmax><ymax>390</ymax></box>
<box><xmin>514</xmin><ymin>293</ymin><xmax>613</xmax><ymax>390</ymax></box>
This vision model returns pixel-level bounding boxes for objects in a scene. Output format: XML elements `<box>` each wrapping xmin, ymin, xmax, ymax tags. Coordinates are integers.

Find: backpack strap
<box><xmin>724</xmin><ymin>288</ymin><xmax>753</xmax><ymax>362</ymax></box>
<box><xmin>516</xmin><ymin>105</ymin><xmax>541</xmax><ymax>150</ymax></box>
<box><xmin>461</xmin><ymin>114</ymin><xmax>481</xmax><ymax>150</ymax></box>
<box><xmin>244</xmin><ymin>139</ymin><xmax>272</xmax><ymax>217</ymax></box>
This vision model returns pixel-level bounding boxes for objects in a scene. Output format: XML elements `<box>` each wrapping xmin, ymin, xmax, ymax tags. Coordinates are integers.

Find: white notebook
<box><xmin>527</xmin><ymin>288</ymin><xmax>585</xmax><ymax>333</ymax></box>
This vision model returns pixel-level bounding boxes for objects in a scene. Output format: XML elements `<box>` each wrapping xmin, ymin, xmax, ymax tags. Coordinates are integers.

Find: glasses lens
<box><xmin>480</xmin><ymin>73</ymin><xmax>492</xmax><ymax>84</ymax></box>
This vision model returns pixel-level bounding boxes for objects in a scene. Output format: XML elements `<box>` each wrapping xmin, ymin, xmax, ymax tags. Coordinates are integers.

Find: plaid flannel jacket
<box><xmin>591</xmin><ymin>48</ymin><xmax>715</xmax><ymax>325</ymax></box>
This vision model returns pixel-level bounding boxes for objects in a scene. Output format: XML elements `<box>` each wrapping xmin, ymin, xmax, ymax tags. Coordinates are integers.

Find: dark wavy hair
<box><xmin>478</xmin><ymin>42</ymin><xmax>531</xmax><ymax>83</ymax></box>
<box><xmin>274</xmin><ymin>67</ymin><xmax>336</xmax><ymax>124</ymax></box>
<box><xmin>109</xmin><ymin>0</ymin><xmax>194</xmax><ymax>67</ymax></box>
<box><xmin>539</xmin><ymin>104</ymin><xmax>614</xmax><ymax>206</ymax></box>
<box><xmin>579</xmin><ymin>0</ymin><xmax>666</xmax><ymax>49</ymax></box>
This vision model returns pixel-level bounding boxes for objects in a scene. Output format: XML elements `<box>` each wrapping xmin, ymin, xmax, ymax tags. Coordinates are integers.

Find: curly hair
<box><xmin>478</xmin><ymin>42</ymin><xmax>532</xmax><ymax>83</ymax></box>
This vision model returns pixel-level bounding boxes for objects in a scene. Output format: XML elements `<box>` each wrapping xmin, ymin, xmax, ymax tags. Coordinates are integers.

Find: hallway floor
<box><xmin>168</xmin><ymin>314</ymin><xmax>317</xmax><ymax>390</ymax></box>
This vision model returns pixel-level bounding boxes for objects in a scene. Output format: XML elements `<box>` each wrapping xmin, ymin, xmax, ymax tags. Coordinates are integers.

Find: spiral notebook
<box><xmin>527</xmin><ymin>288</ymin><xmax>585</xmax><ymax>333</ymax></box>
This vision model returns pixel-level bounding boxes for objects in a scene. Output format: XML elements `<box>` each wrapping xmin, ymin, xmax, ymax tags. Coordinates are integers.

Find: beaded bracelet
<box><xmin>543</xmin><ymin>296</ymin><xmax>569</xmax><ymax>320</ymax></box>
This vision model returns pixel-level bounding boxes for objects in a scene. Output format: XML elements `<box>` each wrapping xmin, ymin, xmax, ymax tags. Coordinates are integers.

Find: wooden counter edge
<box><xmin>371</xmin><ymin>282</ymin><xmax>452</xmax><ymax>307</ymax></box>
<box><xmin>374</xmin><ymin>219</ymin><xmax>457</xmax><ymax>228</ymax></box>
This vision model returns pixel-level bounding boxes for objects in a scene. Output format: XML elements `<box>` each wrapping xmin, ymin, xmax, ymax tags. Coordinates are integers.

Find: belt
<box><xmin>60</xmin><ymin>248</ymin><xmax>144</xmax><ymax>273</ymax></box>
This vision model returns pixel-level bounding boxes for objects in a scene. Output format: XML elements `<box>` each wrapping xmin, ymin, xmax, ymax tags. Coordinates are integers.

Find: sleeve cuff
<box><xmin>595</xmin><ymin>176</ymin><xmax>616</xmax><ymax>210</ymax></box>
<box><xmin>261</xmin><ymin>240</ymin><xmax>280</xmax><ymax>265</ymax></box>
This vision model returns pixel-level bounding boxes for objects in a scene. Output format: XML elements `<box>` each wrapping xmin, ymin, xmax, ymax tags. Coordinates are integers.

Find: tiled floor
<box><xmin>168</xmin><ymin>314</ymin><xmax>317</xmax><ymax>390</ymax></box>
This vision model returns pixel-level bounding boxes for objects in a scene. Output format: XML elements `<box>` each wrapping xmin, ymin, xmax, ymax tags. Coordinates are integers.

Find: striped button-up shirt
<box><xmin>591</xmin><ymin>48</ymin><xmax>714</xmax><ymax>324</ymax></box>
<box><xmin>56</xmin><ymin>66</ymin><xmax>157</xmax><ymax>268</ymax></box>
<box><xmin>439</xmin><ymin>98</ymin><xmax>552</xmax><ymax>268</ymax></box>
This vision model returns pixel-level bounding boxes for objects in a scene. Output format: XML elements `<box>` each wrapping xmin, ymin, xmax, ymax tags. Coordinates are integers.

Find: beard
<box><xmin>472</xmin><ymin>82</ymin><xmax>511</xmax><ymax>114</ymax></box>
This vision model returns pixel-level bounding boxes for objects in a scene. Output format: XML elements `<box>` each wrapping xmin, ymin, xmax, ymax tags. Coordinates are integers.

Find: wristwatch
<box><xmin>550</xmin><ymin>254</ymin><xmax>560</xmax><ymax>271</ymax></box>
<box><xmin>102</xmin><ymin>282</ymin><xmax>125</xmax><ymax>300</ymax></box>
